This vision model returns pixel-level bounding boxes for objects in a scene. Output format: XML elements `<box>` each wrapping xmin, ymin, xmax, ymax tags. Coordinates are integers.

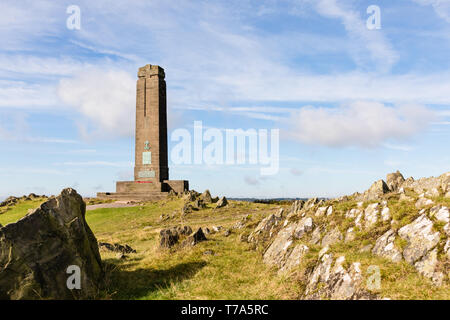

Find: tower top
<box><xmin>137</xmin><ymin>64</ymin><xmax>165</xmax><ymax>79</ymax></box>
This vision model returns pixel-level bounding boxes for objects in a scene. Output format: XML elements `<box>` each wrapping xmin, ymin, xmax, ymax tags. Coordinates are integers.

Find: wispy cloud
<box><xmin>300</xmin><ymin>0</ymin><xmax>399</xmax><ymax>72</ymax></box>
<box><xmin>286</xmin><ymin>101</ymin><xmax>435</xmax><ymax>147</ymax></box>
<box><xmin>54</xmin><ymin>161</ymin><xmax>133</xmax><ymax>167</ymax></box>
<box><xmin>411</xmin><ymin>0</ymin><xmax>450</xmax><ymax>22</ymax></box>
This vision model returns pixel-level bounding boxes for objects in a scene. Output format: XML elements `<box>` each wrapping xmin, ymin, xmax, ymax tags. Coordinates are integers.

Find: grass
<box><xmin>1</xmin><ymin>195</ymin><xmax>449</xmax><ymax>300</ymax></box>
<box><xmin>0</xmin><ymin>197</ymin><xmax>47</xmax><ymax>226</ymax></box>
<box><xmin>82</xmin><ymin>197</ymin><xmax>296</xmax><ymax>299</ymax></box>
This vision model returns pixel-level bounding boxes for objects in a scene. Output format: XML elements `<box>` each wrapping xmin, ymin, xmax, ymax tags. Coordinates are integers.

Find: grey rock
<box><xmin>289</xmin><ymin>200</ymin><xmax>305</xmax><ymax>216</ymax></box>
<box><xmin>414</xmin><ymin>248</ymin><xmax>444</xmax><ymax>286</ymax></box>
<box><xmin>279</xmin><ymin>244</ymin><xmax>309</xmax><ymax>274</ymax></box>
<box><xmin>386</xmin><ymin>171</ymin><xmax>405</xmax><ymax>192</ymax></box>
<box><xmin>372</xmin><ymin>229</ymin><xmax>402</xmax><ymax>262</ymax></box>
<box><xmin>310</xmin><ymin>226</ymin><xmax>323</xmax><ymax>245</ymax></box>
<box><xmin>193</xmin><ymin>198</ymin><xmax>206</xmax><ymax>209</ymax></box>
<box><xmin>159</xmin><ymin>228</ymin><xmax>180</xmax><ymax>248</ymax></box>
<box><xmin>263</xmin><ymin>217</ymin><xmax>314</xmax><ymax>269</ymax></box>
<box><xmin>248</xmin><ymin>213</ymin><xmax>283</xmax><ymax>244</ymax></box>
<box><xmin>381</xmin><ymin>206</ymin><xmax>391</xmax><ymax>222</ymax></box>
<box><xmin>398</xmin><ymin>214</ymin><xmax>440</xmax><ymax>264</ymax></box>
<box><xmin>99</xmin><ymin>242</ymin><xmax>136</xmax><ymax>254</ymax></box>
<box><xmin>304</xmin><ymin>255</ymin><xmax>376</xmax><ymax>300</ymax></box>
<box><xmin>0</xmin><ymin>188</ymin><xmax>103</xmax><ymax>299</ymax></box>
<box><xmin>159</xmin><ymin>225</ymin><xmax>194</xmax><ymax>248</ymax></box>
<box><xmin>429</xmin><ymin>206</ymin><xmax>449</xmax><ymax>224</ymax></box>
<box><xmin>233</xmin><ymin>215</ymin><xmax>250</xmax><ymax>229</ymax></box>
<box><xmin>364</xmin><ymin>203</ymin><xmax>380</xmax><ymax>228</ymax></box>
<box><xmin>215</xmin><ymin>196</ymin><xmax>228</xmax><ymax>209</ymax></box>
<box><xmin>200</xmin><ymin>190</ymin><xmax>213</xmax><ymax>203</ymax></box>
<box><xmin>345</xmin><ymin>227</ymin><xmax>355</xmax><ymax>242</ymax></box>
<box><xmin>321</xmin><ymin>227</ymin><xmax>343</xmax><ymax>247</ymax></box>
<box><xmin>362</xmin><ymin>179</ymin><xmax>390</xmax><ymax>201</ymax></box>
<box><xmin>415</xmin><ymin>197</ymin><xmax>434</xmax><ymax>209</ymax></box>
<box><xmin>360</xmin><ymin>244</ymin><xmax>373</xmax><ymax>253</ymax></box>
<box><xmin>315</xmin><ymin>206</ymin><xmax>328</xmax><ymax>217</ymax></box>
<box><xmin>183</xmin><ymin>228</ymin><xmax>207</xmax><ymax>246</ymax></box>
<box><xmin>304</xmin><ymin>198</ymin><xmax>319</xmax><ymax>210</ymax></box>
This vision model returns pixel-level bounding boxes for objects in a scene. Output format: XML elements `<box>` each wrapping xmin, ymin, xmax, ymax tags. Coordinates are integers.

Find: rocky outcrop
<box><xmin>398</xmin><ymin>214</ymin><xmax>440</xmax><ymax>264</ymax></box>
<box><xmin>401</xmin><ymin>172</ymin><xmax>449</xmax><ymax>195</ymax></box>
<box><xmin>159</xmin><ymin>226</ymin><xmax>193</xmax><ymax>248</ymax></box>
<box><xmin>0</xmin><ymin>194</ymin><xmax>47</xmax><ymax>209</ymax></box>
<box><xmin>0</xmin><ymin>188</ymin><xmax>103</xmax><ymax>299</ymax></box>
<box><xmin>263</xmin><ymin>217</ymin><xmax>313</xmax><ymax>270</ymax></box>
<box><xmin>98</xmin><ymin>242</ymin><xmax>136</xmax><ymax>254</ymax></box>
<box><xmin>372</xmin><ymin>230</ymin><xmax>402</xmax><ymax>262</ymax></box>
<box><xmin>359</xmin><ymin>180</ymin><xmax>390</xmax><ymax>201</ymax></box>
<box><xmin>304</xmin><ymin>249</ymin><xmax>376</xmax><ymax>300</ymax></box>
<box><xmin>159</xmin><ymin>229</ymin><xmax>178</xmax><ymax>248</ymax></box>
<box><xmin>159</xmin><ymin>226</ymin><xmax>208</xmax><ymax>248</ymax></box>
<box><xmin>182</xmin><ymin>228</ymin><xmax>207</xmax><ymax>247</ymax></box>
<box><xmin>386</xmin><ymin>171</ymin><xmax>405</xmax><ymax>192</ymax></box>
<box><xmin>215</xmin><ymin>196</ymin><xmax>228</xmax><ymax>209</ymax></box>
<box><xmin>200</xmin><ymin>190</ymin><xmax>213</xmax><ymax>203</ymax></box>
<box><xmin>246</xmin><ymin>171</ymin><xmax>450</xmax><ymax>299</ymax></box>
<box><xmin>364</xmin><ymin>203</ymin><xmax>380</xmax><ymax>228</ymax></box>
<box><xmin>321</xmin><ymin>227</ymin><xmax>343</xmax><ymax>247</ymax></box>
<box><xmin>248</xmin><ymin>209</ymin><xmax>284</xmax><ymax>244</ymax></box>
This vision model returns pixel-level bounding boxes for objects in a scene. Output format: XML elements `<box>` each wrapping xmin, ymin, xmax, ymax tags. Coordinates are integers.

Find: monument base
<box><xmin>96</xmin><ymin>180</ymin><xmax>189</xmax><ymax>201</ymax></box>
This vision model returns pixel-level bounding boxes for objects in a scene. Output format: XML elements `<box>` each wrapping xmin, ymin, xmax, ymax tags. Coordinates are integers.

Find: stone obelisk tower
<box><xmin>134</xmin><ymin>65</ymin><xmax>169</xmax><ymax>183</ymax></box>
<box><xmin>97</xmin><ymin>64</ymin><xmax>188</xmax><ymax>201</ymax></box>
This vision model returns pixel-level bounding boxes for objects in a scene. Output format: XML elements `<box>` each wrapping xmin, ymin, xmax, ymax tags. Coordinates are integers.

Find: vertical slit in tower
<box><xmin>143</xmin><ymin>77</ymin><xmax>147</xmax><ymax>117</ymax></box>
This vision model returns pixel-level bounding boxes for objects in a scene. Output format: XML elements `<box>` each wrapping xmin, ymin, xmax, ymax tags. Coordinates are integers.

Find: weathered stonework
<box><xmin>98</xmin><ymin>65</ymin><xmax>188</xmax><ymax>200</ymax></box>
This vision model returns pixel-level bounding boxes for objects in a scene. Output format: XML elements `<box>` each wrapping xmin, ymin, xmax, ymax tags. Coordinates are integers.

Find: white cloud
<box><xmin>304</xmin><ymin>0</ymin><xmax>399</xmax><ymax>71</ymax></box>
<box><xmin>222</xmin><ymin>71</ymin><xmax>450</xmax><ymax>105</ymax></box>
<box><xmin>286</xmin><ymin>101</ymin><xmax>435</xmax><ymax>147</ymax></box>
<box><xmin>57</xmin><ymin>68</ymin><xmax>136</xmax><ymax>138</ymax></box>
<box><xmin>383</xmin><ymin>143</ymin><xmax>414</xmax><ymax>152</ymax></box>
<box><xmin>0</xmin><ymin>80</ymin><xmax>59</xmax><ymax>109</ymax></box>
<box><xmin>55</xmin><ymin>161</ymin><xmax>133</xmax><ymax>167</ymax></box>
<box><xmin>412</xmin><ymin>0</ymin><xmax>450</xmax><ymax>22</ymax></box>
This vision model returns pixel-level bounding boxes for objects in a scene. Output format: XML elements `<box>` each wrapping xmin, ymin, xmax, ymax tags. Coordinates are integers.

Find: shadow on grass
<box><xmin>102</xmin><ymin>260</ymin><xmax>207</xmax><ymax>299</ymax></box>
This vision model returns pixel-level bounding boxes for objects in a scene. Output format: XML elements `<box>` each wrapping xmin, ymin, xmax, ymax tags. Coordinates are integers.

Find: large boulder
<box><xmin>365</xmin><ymin>180</ymin><xmax>390</xmax><ymax>200</ymax></box>
<box><xmin>248</xmin><ymin>210</ymin><xmax>284</xmax><ymax>244</ymax></box>
<box><xmin>0</xmin><ymin>188</ymin><xmax>103</xmax><ymax>299</ymax></box>
<box><xmin>182</xmin><ymin>228</ymin><xmax>207</xmax><ymax>247</ymax></box>
<box><xmin>372</xmin><ymin>230</ymin><xmax>402</xmax><ymax>263</ymax></box>
<box><xmin>321</xmin><ymin>227</ymin><xmax>343</xmax><ymax>247</ymax></box>
<box><xmin>263</xmin><ymin>217</ymin><xmax>313</xmax><ymax>269</ymax></box>
<box><xmin>398</xmin><ymin>214</ymin><xmax>440</xmax><ymax>265</ymax></box>
<box><xmin>215</xmin><ymin>196</ymin><xmax>228</xmax><ymax>209</ymax></box>
<box><xmin>386</xmin><ymin>171</ymin><xmax>405</xmax><ymax>192</ymax></box>
<box><xmin>159</xmin><ymin>226</ymin><xmax>193</xmax><ymax>248</ymax></box>
<box><xmin>200</xmin><ymin>190</ymin><xmax>213</xmax><ymax>204</ymax></box>
<box><xmin>357</xmin><ymin>179</ymin><xmax>390</xmax><ymax>201</ymax></box>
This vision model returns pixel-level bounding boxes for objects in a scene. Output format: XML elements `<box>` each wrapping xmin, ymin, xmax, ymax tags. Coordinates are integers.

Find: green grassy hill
<box><xmin>1</xmin><ymin>189</ymin><xmax>448</xmax><ymax>300</ymax></box>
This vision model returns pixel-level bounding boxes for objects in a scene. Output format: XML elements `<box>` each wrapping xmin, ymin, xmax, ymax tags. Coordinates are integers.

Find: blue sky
<box><xmin>1</xmin><ymin>0</ymin><xmax>449</xmax><ymax>199</ymax></box>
